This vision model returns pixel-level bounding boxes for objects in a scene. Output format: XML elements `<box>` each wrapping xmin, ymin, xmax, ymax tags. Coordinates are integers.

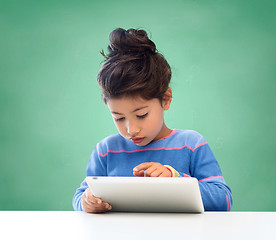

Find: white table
<box><xmin>0</xmin><ymin>211</ymin><xmax>275</xmax><ymax>240</ymax></box>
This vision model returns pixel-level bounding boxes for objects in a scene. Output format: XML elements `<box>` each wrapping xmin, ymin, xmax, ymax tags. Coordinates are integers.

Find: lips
<box><xmin>131</xmin><ymin>137</ymin><xmax>145</xmax><ymax>144</ymax></box>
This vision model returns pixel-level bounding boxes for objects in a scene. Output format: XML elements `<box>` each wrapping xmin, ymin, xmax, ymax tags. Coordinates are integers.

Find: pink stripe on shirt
<box><xmin>199</xmin><ymin>176</ymin><xmax>224</xmax><ymax>181</ymax></box>
<box><xmin>157</xmin><ymin>129</ymin><xmax>177</xmax><ymax>141</ymax></box>
<box><xmin>98</xmin><ymin>141</ymin><xmax>208</xmax><ymax>157</ymax></box>
<box><xmin>226</xmin><ymin>195</ymin><xmax>230</xmax><ymax>211</ymax></box>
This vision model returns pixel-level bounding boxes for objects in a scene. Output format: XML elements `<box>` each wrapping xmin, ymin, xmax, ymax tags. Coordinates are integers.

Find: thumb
<box><xmin>85</xmin><ymin>187</ymin><xmax>92</xmax><ymax>197</ymax></box>
<box><xmin>85</xmin><ymin>188</ymin><xmax>103</xmax><ymax>204</ymax></box>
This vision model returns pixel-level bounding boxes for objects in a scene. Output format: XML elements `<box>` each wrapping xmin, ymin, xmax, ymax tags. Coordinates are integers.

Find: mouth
<box><xmin>130</xmin><ymin>137</ymin><xmax>145</xmax><ymax>144</ymax></box>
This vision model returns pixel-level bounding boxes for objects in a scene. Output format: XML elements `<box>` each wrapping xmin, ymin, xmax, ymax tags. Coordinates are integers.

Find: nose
<box><xmin>127</xmin><ymin>120</ymin><xmax>140</xmax><ymax>137</ymax></box>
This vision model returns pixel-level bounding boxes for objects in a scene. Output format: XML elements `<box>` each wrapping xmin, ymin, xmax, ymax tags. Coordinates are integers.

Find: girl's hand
<box><xmin>81</xmin><ymin>188</ymin><xmax>112</xmax><ymax>213</ymax></box>
<box><xmin>133</xmin><ymin>162</ymin><xmax>172</xmax><ymax>177</ymax></box>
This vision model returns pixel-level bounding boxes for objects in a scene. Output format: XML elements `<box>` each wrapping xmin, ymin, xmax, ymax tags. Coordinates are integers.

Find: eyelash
<box><xmin>137</xmin><ymin>113</ymin><xmax>148</xmax><ymax>119</ymax></box>
<box><xmin>114</xmin><ymin>113</ymin><xmax>148</xmax><ymax>122</ymax></box>
<box><xmin>114</xmin><ymin>117</ymin><xmax>125</xmax><ymax>122</ymax></box>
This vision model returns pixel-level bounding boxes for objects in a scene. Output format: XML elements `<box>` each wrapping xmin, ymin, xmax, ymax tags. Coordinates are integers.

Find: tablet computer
<box><xmin>85</xmin><ymin>177</ymin><xmax>204</xmax><ymax>213</ymax></box>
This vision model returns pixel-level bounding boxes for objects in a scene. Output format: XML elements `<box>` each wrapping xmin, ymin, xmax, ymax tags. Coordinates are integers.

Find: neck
<box><xmin>153</xmin><ymin>123</ymin><xmax>172</xmax><ymax>142</ymax></box>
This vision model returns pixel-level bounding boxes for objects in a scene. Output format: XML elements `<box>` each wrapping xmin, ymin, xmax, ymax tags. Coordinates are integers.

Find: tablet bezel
<box><xmin>85</xmin><ymin>176</ymin><xmax>204</xmax><ymax>213</ymax></box>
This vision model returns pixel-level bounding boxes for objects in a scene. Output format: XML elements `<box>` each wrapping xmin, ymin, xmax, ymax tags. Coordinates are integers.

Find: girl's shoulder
<box><xmin>95</xmin><ymin>133</ymin><xmax>131</xmax><ymax>154</ymax></box>
<box><xmin>171</xmin><ymin>129</ymin><xmax>207</xmax><ymax>150</ymax></box>
<box><xmin>98</xmin><ymin>133</ymin><xmax>125</xmax><ymax>146</ymax></box>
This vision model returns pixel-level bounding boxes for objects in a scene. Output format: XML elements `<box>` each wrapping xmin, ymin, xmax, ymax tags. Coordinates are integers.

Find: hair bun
<box><xmin>107</xmin><ymin>28</ymin><xmax>156</xmax><ymax>56</ymax></box>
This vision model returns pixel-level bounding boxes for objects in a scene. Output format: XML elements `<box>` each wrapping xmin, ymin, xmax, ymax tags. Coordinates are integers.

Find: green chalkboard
<box><xmin>1</xmin><ymin>0</ymin><xmax>275</xmax><ymax>211</ymax></box>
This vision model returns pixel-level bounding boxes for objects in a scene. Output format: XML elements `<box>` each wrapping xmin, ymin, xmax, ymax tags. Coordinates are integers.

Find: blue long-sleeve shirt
<box><xmin>73</xmin><ymin>129</ymin><xmax>232</xmax><ymax>211</ymax></box>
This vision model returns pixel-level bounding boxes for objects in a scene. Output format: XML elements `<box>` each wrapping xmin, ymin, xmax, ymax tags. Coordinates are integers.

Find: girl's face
<box><xmin>107</xmin><ymin>90</ymin><xmax>172</xmax><ymax>146</ymax></box>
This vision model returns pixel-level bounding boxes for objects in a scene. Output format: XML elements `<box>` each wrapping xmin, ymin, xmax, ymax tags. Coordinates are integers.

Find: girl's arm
<box><xmin>169</xmin><ymin>143</ymin><xmax>233</xmax><ymax>211</ymax></box>
<box><xmin>72</xmin><ymin>146</ymin><xmax>107</xmax><ymax>211</ymax></box>
<box><xmin>191</xmin><ymin>143</ymin><xmax>232</xmax><ymax>211</ymax></box>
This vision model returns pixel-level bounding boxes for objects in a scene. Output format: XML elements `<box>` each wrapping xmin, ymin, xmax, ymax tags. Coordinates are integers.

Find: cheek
<box><xmin>146</xmin><ymin>112</ymin><xmax>164</xmax><ymax>130</ymax></box>
<box><xmin>114</xmin><ymin>121</ymin><xmax>126</xmax><ymax>135</ymax></box>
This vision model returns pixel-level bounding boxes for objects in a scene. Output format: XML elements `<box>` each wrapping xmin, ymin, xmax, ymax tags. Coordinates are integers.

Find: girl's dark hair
<box><xmin>97</xmin><ymin>28</ymin><xmax>171</xmax><ymax>104</ymax></box>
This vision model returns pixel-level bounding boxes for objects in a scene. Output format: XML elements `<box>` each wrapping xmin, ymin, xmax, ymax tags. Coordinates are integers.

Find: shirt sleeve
<box><xmin>176</xmin><ymin>143</ymin><xmax>233</xmax><ymax>211</ymax></box>
<box><xmin>192</xmin><ymin>143</ymin><xmax>232</xmax><ymax>211</ymax></box>
<box><xmin>164</xmin><ymin>165</ymin><xmax>180</xmax><ymax>177</ymax></box>
<box><xmin>72</xmin><ymin>145</ymin><xmax>107</xmax><ymax>211</ymax></box>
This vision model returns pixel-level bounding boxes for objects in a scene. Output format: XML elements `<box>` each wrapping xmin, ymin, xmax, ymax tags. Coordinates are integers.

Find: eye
<box><xmin>137</xmin><ymin>113</ymin><xmax>148</xmax><ymax>119</ymax></box>
<box><xmin>114</xmin><ymin>117</ymin><xmax>125</xmax><ymax>122</ymax></box>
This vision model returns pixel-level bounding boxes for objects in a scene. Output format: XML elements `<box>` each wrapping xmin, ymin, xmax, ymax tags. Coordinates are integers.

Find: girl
<box><xmin>73</xmin><ymin>28</ymin><xmax>232</xmax><ymax>213</ymax></box>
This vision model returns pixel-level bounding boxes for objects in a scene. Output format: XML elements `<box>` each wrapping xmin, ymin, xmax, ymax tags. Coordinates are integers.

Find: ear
<box><xmin>162</xmin><ymin>87</ymin><xmax>172</xmax><ymax>110</ymax></box>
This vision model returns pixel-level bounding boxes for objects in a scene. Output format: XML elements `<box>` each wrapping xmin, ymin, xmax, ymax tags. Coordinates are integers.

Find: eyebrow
<box><xmin>112</xmin><ymin>106</ymin><xmax>148</xmax><ymax>115</ymax></box>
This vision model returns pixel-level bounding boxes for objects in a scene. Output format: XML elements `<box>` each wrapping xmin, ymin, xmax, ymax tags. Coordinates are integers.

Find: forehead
<box><xmin>107</xmin><ymin>96</ymin><xmax>158</xmax><ymax>111</ymax></box>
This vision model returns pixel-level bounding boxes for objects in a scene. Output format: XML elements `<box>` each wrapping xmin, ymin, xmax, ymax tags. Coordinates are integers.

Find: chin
<box><xmin>140</xmin><ymin>138</ymin><xmax>154</xmax><ymax>147</ymax></box>
<box><xmin>135</xmin><ymin>142</ymin><xmax>147</xmax><ymax>147</ymax></box>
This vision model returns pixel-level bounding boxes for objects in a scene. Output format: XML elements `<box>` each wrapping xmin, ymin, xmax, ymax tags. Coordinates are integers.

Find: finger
<box><xmin>133</xmin><ymin>170</ymin><xmax>145</xmax><ymax>177</ymax></box>
<box><xmin>133</xmin><ymin>162</ymin><xmax>154</xmax><ymax>172</ymax></box>
<box><xmin>93</xmin><ymin>197</ymin><xmax>103</xmax><ymax>205</ymax></box>
<box><xmin>84</xmin><ymin>199</ymin><xmax>108</xmax><ymax>211</ymax></box>
<box><xmin>103</xmin><ymin>202</ymin><xmax>112</xmax><ymax>210</ymax></box>
<box><xmin>149</xmin><ymin>168</ymin><xmax>163</xmax><ymax>177</ymax></box>
<box><xmin>159</xmin><ymin>170</ymin><xmax>171</xmax><ymax>177</ymax></box>
<box><xmin>88</xmin><ymin>195</ymin><xmax>100</xmax><ymax>205</ymax></box>
<box><xmin>143</xmin><ymin>166</ymin><xmax>158</xmax><ymax>176</ymax></box>
<box><xmin>82</xmin><ymin>194</ymin><xmax>111</xmax><ymax>213</ymax></box>
<box><xmin>93</xmin><ymin>206</ymin><xmax>111</xmax><ymax>213</ymax></box>
<box><xmin>94</xmin><ymin>201</ymin><xmax>112</xmax><ymax>211</ymax></box>
<box><xmin>92</xmin><ymin>197</ymin><xmax>112</xmax><ymax>209</ymax></box>
<box><xmin>86</xmin><ymin>205</ymin><xmax>109</xmax><ymax>213</ymax></box>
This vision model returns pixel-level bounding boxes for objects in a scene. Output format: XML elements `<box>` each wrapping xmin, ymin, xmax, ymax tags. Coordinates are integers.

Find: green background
<box><xmin>1</xmin><ymin>0</ymin><xmax>275</xmax><ymax>211</ymax></box>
